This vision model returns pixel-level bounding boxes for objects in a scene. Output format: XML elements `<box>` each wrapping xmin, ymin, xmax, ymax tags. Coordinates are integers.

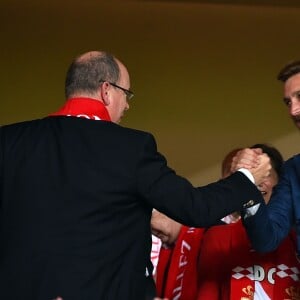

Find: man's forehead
<box><xmin>285</xmin><ymin>73</ymin><xmax>300</xmax><ymax>92</ymax></box>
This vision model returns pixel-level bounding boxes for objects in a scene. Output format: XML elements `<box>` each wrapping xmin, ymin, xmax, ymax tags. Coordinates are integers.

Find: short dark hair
<box><xmin>65</xmin><ymin>51</ymin><xmax>120</xmax><ymax>99</ymax></box>
<box><xmin>250</xmin><ymin>143</ymin><xmax>284</xmax><ymax>178</ymax></box>
<box><xmin>277</xmin><ymin>60</ymin><xmax>300</xmax><ymax>82</ymax></box>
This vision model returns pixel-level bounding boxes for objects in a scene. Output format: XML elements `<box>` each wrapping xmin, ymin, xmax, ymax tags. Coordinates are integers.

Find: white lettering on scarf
<box><xmin>252</xmin><ymin>265</ymin><xmax>275</xmax><ymax>284</ymax></box>
<box><xmin>66</xmin><ymin>114</ymin><xmax>101</xmax><ymax>120</ymax></box>
<box><xmin>172</xmin><ymin>239</ymin><xmax>192</xmax><ymax>300</ymax></box>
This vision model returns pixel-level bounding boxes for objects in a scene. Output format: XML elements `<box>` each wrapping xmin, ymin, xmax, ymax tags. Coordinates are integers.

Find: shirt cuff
<box><xmin>238</xmin><ymin>168</ymin><xmax>255</xmax><ymax>184</ymax></box>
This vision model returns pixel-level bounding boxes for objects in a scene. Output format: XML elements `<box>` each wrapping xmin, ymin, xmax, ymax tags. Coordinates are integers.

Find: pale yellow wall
<box><xmin>1</xmin><ymin>1</ymin><xmax>300</xmax><ymax>183</ymax></box>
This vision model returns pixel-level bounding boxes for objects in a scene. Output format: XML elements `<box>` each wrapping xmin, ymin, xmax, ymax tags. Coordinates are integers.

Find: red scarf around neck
<box><xmin>156</xmin><ymin>226</ymin><xmax>205</xmax><ymax>300</ymax></box>
<box><xmin>49</xmin><ymin>97</ymin><xmax>111</xmax><ymax>121</ymax></box>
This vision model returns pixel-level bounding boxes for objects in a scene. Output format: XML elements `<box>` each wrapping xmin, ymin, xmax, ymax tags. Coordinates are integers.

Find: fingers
<box><xmin>257</xmin><ymin>153</ymin><xmax>271</xmax><ymax>178</ymax></box>
<box><xmin>151</xmin><ymin>212</ymin><xmax>172</xmax><ymax>235</ymax></box>
<box><xmin>230</xmin><ymin>148</ymin><xmax>272</xmax><ymax>186</ymax></box>
<box><xmin>150</xmin><ymin>211</ymin><xmax>164</xmax><ymax>233</ymax></box>
<box><xmin>250</xmin><ymin>153</ymin><xmax>272</xmax><ymax>185</ymax></box>
<box><xmin>231</xmin><ymin>148</ymin><xmax>260</xmax><ymax>172</ymax></box>
<box><xmin>251</xmin><ymin>147</ymin><xmax>263</xmax><ymax>155</ymax></box>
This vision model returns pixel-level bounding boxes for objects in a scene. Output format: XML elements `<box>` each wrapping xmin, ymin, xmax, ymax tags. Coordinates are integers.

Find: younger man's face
<box><xmin>284</xmin><ymin>73</ymin><xmax>300</xmax><ymax>129</ymax></box>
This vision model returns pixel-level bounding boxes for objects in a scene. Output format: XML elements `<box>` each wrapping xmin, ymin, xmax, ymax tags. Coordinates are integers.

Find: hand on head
<box><xmin>231</xmin><ymin>148</ymin><xmax>262</xmax><ymax>170</ymax></box>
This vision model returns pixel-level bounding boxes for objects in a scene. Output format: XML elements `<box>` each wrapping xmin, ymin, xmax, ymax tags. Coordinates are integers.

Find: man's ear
<box><xmin>99</xmin><ymin>82</ymin><xmax>110</xmax><ymax>106</ymax></box>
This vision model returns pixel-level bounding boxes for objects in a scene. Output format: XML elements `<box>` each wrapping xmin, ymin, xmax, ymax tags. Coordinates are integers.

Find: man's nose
<box><xmin>290</xmin><ymin>99</ymin><xmax>300</xmax><ymax>116</ymax></box>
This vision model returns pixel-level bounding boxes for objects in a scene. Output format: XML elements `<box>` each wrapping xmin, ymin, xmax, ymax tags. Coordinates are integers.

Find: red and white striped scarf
<box><xmin>156</xmin><ymin>226</ymin><xmax>205</xmax><ymax>300</ymax></box>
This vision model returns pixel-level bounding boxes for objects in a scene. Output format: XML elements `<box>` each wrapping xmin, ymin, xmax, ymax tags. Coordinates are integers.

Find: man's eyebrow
<box><xmin>291</xmin><ymin>89</ymin><xmax>300</xmax><ymax>97</ymax></box>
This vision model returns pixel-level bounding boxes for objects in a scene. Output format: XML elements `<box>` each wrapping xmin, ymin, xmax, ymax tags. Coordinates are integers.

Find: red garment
<box><xmin>197</xmin><ymin>220</ymin><xmax>300</xmax><ymax>300</ymax></box>
<box><xmin>49</xmin><ymin>97</ymin><xmax>111</xmax><ymax>121</ymax></box>
<box><xmin>156</xmin><ymin>226</ymin><xmax>205</xmax><ymax>300</ymax></box>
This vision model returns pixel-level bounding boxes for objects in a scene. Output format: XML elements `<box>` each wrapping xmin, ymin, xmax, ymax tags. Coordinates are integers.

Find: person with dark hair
<box><xmin>197</xmin><ymin>144</ymin><xmax>300</xmax><ymax>299</ymax></box>
<box><xmin>277</xmin><ymin>60</ymin><xmax>300</xmax><ymax>84</ymax></box>
<box><xmin>231</xmin><ymin>60</ymin><xmax>300</xmax><ymax>267</ymax></box>
<box><xmin>0</xmin><ymin>50</ymin><xmax>270</xmax><ymax>300</ymax></box>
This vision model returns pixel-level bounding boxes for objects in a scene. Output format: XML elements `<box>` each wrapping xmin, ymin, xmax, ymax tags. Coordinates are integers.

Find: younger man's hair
<box><xmin>277</xmin><ymin>60</ymin><xmax>300</xmax><ymax>82</ymax></box>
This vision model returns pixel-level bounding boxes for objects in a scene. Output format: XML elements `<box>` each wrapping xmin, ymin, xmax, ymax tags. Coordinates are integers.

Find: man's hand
<box><xmin>151</xmin><ymin>210</ymin><xmax>181</xmax><ymax>246</ymax></box>
<box><xmin>231</xmin><ymin>148</ymin><xmax>271</xmax><ymax>185</ymax></box>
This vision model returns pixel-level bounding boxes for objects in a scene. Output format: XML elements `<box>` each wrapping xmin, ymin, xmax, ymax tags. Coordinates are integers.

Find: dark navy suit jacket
<box><xmin>244</xmin><ymin>155</ymin><xmax>300</xmax><ymax>254</ymax></box>
<box><xmin>0</xmin><ymin>116</ymin><xmax>263</xmax><ymax>300</ymax></box>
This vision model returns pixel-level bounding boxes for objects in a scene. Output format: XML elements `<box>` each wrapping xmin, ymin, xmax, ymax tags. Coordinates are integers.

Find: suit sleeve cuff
<box><xmin>238</xmin><ymin>168</ymin><xmax>255</xmax><ymax>184</ymax></box>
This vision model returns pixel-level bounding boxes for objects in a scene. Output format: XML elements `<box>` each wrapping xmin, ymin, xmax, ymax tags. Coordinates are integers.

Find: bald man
<box><xmin>0</xmin><ymin>50</ymin><xmax>270</xmax><ymax>300</ymax></box>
